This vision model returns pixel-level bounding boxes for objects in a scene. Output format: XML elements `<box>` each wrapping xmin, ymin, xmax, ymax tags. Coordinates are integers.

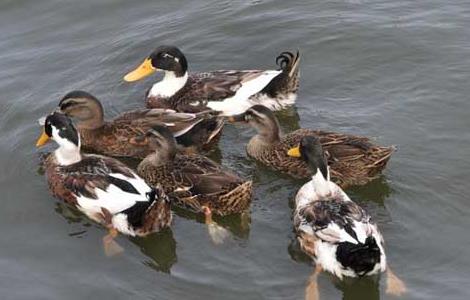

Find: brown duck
<box><xmin>56</xmin><ymin>90</ymin><xmax>225</xmax><ymax>158</ymax></box>
<box><xmin>137</xmin><ymin>124</ymin><xmax>252</xmax><ymax>243</ymax></box>
<box><xmin>229</xmin><ymin>105</ymin><xmax>394</xmax><ymax>188</ymax></box>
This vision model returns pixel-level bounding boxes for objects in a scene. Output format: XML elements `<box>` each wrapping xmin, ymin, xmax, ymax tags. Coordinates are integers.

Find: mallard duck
<box><xmin>288</xmin><ymin>136</ymin><xmax>405</xmax><ymax>299</ymax></box>
<box><xmin>136</xmin><ymin>124</ymin><xmax>252</xmax><ymax>244</ymax></box>
<box><xmin>229</xmin><ymin>105</ymin><xmax>394</xmax><ymax>188</ymax></box>
<box><xmin>56</xmin><ymin>90</ymin><xmax>224</xmax><ymax>158</ymax></box>
<box><xmin>123</xmin><ymin>45</ymin><xmax>300</xmax><ymax>116</ymax></box>
<box><xmin>36</xmin><ymin>112</ymin><xmax>172</xmax><ymax>255</ymax></box>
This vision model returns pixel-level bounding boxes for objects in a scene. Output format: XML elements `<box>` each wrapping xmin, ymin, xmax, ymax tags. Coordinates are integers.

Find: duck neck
<box><xmin>54</xmin><ymin>142</ymin><xmax>82</xmax><ymax>166</ymax></box>
<box><xmin>310</xmin><ymin>168</ymin><xmax>331</xmax><ymax>198</ymax></box>
<box><xmin>149</xmin><ymin>71</ymin><xmax>188</xmax><ymax>98</ymax></box>
<box><xmin>247</xmin><ymin>121</ymin><xmax>281</xmax><ymax>155</ymax></box>
<box><xmin>255</xmin><ymin>120</ymin><xmax>281</xmax><ymax>144</ymax></box>
<box><xmin>146</xmin><ymin>147</ymin><xmax>177</xmax><ymax>167</ymax></box>
<box><xmin>77</xmin><ymin>117</ymin><xmax>104</xmax><ymax>130</ymax></box>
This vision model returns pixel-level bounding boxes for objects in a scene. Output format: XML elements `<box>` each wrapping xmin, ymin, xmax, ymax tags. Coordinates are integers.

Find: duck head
<box><xmin>58</xmin><ymin>90</ymin><xmax>104</xmax><ymax>129</ymax></box>
<box><xmin>124</xmin><ymin>45</ymin><xmax>188</xmax><ymax>81</ymax></box>
<box><xmin>140</xmin><ymin>124</ymin><xmax>178</xmax><ymax>165</ymax></box>
<box><xmin>287</xmin><ymin>136</ymin><xmax>328</xmax><ymax>180</ymax></box>
<box><xmin>36</xmin><ymin>112</ymin><xmax>82</xmax><ymax>165</ymax></box>
<box><xmin>228</xmin><ymin>105</ymin><xmax>281</xmax><ymax>143</ymax></box>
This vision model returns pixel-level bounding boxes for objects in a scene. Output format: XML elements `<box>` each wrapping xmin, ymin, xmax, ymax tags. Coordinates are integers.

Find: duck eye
<box><xmin>162</xmin><ymin>53</ymin><xmax>173</xmax><ymax>59</ymax></box>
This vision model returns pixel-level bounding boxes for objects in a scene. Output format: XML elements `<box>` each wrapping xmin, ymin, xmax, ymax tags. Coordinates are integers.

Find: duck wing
<box><xmin>296</xmin><ymin>198</ymin><xmax>371</xmax><ymax>244</ymax></box>
<box><xmin>60</xmin><ymin>154</ymin><xmax>151</xmax><ymax>214</ymax></box>
<box><xmin>115</xmin><ymin>108</ymin><xmax>199</xmax><ymax>133</ymax></box>
<box><xmin>192</xmin><ymin>70</ymin><xmax>265</xmax><ymax>100</ymax></box>
<box><xmin>174</xmin><ymin>154</ymin><xmax>242</xmax><ymax>197</ymax></box>
<box><xmin>170</xmin><ymin>70</ymin><xmax>279</xmax><ymax>112</ymax></box>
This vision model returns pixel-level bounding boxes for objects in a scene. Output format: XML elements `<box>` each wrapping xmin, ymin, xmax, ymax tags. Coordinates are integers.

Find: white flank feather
<box><xmin>107</xmin><ymin>172</ymin><xmax>152</xmax><ymax>196</ymax></box>
<box><xmin>249</xmin><ymin>92</ymin><xmax>297</xmax><ymax>111</ymax></box>
<box><xmin>76</xmin><ymin>172</ymin><xmax>151</xmax><ymax>218</ymax></box>
<box><xmin>207</xmin><ymin>70</ymin><xmax>281</xmax><ymax>116</ymax></box>
<box><xmin>111</xmin><ymin>214</ymin><xmax>136</xmax><ymax>236</ymax></box>
<box><xmin>315</xmin><ymin>241</ymin><xmax>354</xmax><ymax>278</ymax></box>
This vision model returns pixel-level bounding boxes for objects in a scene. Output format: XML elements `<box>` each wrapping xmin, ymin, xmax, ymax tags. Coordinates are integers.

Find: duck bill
<box><xmin>36</xmin><ymin>130</ymin><xmax>50</xmax><ymax>147</ymax></box>
<box><xmin>227</xmin><ymin>113</ymin><xmax>246</xmax><ymax>123</ymax></box>
<box><xmin>124</xmin><ymin>58</ymin><xmax>156</xmax><ymax>82</ymax></box>
<box><xmin>287</xmin><ymin>146</ymin><xmax>301</xmax><ymax>157</ymax></box>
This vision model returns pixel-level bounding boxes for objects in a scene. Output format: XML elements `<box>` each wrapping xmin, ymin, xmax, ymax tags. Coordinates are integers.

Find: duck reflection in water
<box><xmin>130</xmin><ymin>228</ymin><xmax>177</xmax><ymax>273</ymax></box>
<box><xmin>172</xmin><ymin>206</ymin><xmax>251</xmax><ymax>244</ymax></box>
<box><xmin>55</xmin><ymin>202</ymin><xmax>178</xmax><ymax>273</ymax></box>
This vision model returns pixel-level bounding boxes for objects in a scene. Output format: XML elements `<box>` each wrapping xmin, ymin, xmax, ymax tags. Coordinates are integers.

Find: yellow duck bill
<box><xmin>124</xmin><ymin>58</ymin><xmax>156</xmax><ymax>82</ymax></box>
<box><xmin>36</xmin><ymin>131</ymin><xmax>50</xmax><ymax>147</ymax></box>
<box><xmin>287</xmin><ymin>146</ymin><xmax>301</xmax><ymax>157</ymax></box>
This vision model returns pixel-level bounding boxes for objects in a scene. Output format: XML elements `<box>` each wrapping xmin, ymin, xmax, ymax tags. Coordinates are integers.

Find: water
<box><xmin>1</xmin><ymin>0</ymin><xmax>469</xmax><ymax>299</ymax></box>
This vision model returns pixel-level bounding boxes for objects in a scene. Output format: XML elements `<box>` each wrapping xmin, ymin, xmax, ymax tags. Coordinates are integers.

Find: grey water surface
<box><xmin>1</xmin><ymin>0</ymin><xmax>469</xmax><ymax>299</ymax></box>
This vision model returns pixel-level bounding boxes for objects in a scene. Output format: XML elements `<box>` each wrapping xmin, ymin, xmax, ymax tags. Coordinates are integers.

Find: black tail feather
<box><xmin>260</xmin><ymin>50</ymin><xmax>301</xmax><ymax>98</ymax></box>
<box><xmin>121</xmin><ymin>187</ymin><xmax>169</xmax><ymax>228</ymax></box>
<box><xmin>336</xmin><ymin>236</ymin><xmax>381</xmax><ymax>276</ymax></box>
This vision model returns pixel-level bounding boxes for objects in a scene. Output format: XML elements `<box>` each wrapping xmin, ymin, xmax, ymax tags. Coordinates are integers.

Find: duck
<box><xmin>123</xmin><ymin>45</ymin><xmax>300</xmax><ymax>116</ymax></box>
<box><xmin>56</xmin><ymin>90</ymin><xmax>225</xmax><ymax>158</ymax></box>
<box><xmin>229</xmin><ymin>105</ymin><xmax>394</xmax><ymax>188</ymax></box>
<box><xmin>289</xmin><ymin>136</ymin><xmax>406</xmax><ymax>299</ymax></box>
<box><xmin>36</xmin><ymin>111</ymin><xmax>172</xmax><ymax>255</ymax></box>
<box><xmin>136</xmin><ymin>124</ymin><xmax>252</xmax><ymax>244</ymax></box>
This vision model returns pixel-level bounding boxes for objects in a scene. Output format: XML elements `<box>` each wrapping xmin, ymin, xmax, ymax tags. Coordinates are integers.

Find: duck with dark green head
<box><xmin>288</xmin><ymin>136</ymin><xmax>406</xmax><ymax>299</ymax></box>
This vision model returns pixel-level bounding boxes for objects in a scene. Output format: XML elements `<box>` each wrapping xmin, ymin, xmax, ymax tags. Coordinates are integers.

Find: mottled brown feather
<box><xmin>248</xmin><ymin>128</ymin><xmax>394</xmax><ymax>188</ymax></box>
<box><xmin>138</xmin><ymin>154</ymin><xmax>252</xmax><ymax>216</ymax></box>
<box><xmin>79</xmin><ymin>109</ymin><xmax>224</xmax><ymax>158</ymax></box>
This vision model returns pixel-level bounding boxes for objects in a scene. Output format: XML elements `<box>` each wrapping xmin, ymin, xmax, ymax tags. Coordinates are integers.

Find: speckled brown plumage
<box><xmin>80</xmin><ymin>110</ymin><xmax>224</xmax><ymax>158</ymax></box>
<box><xmin>57</xmin><ymin>91</ymin><xmax>224</xmax><ymax>158</ymax></box>
<box><xmin>138</xmin><ymin>154</ymin><xmax>252</xmax><ymax>216</ymax></box>
<box><xmin>247</xmin><ymin>128</ymin><xmax>394</xmax><ymax>189</ymax></box>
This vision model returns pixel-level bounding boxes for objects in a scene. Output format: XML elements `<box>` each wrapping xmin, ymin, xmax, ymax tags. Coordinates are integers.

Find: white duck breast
<box><xmin>51</xmin><ymin>126</ymin><xmax>82</xmax><ymax>165</ymax></box>
<box><xmin>149</xmin><ymin>72</ymin><xmax>189</xmax><ymax>98</ymax></box>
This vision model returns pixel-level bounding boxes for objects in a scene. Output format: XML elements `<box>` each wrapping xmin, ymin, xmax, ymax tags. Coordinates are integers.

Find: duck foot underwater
<box><xmin>305</xmin><ymin>265</ymin><xmax>322</xmax><ymax>300</ymax></box>
<box><xmin>202</xmin><ymin>206</ymin><xmax>231</xmax><ymax>245</ymax></box>
<box><xmin>304</xmin><ymin>265</ymin><xmax>407</xmax><ymax>300</ymax></box>
<box><xmin>386</xmin><ymin>266</ymin><xmax>407</xmax><ymax>296</ymax></box>
<box><xmin>103</xmin><ymin>227</ymin><xmax>124</xmax><ymax>257</ymax></box>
